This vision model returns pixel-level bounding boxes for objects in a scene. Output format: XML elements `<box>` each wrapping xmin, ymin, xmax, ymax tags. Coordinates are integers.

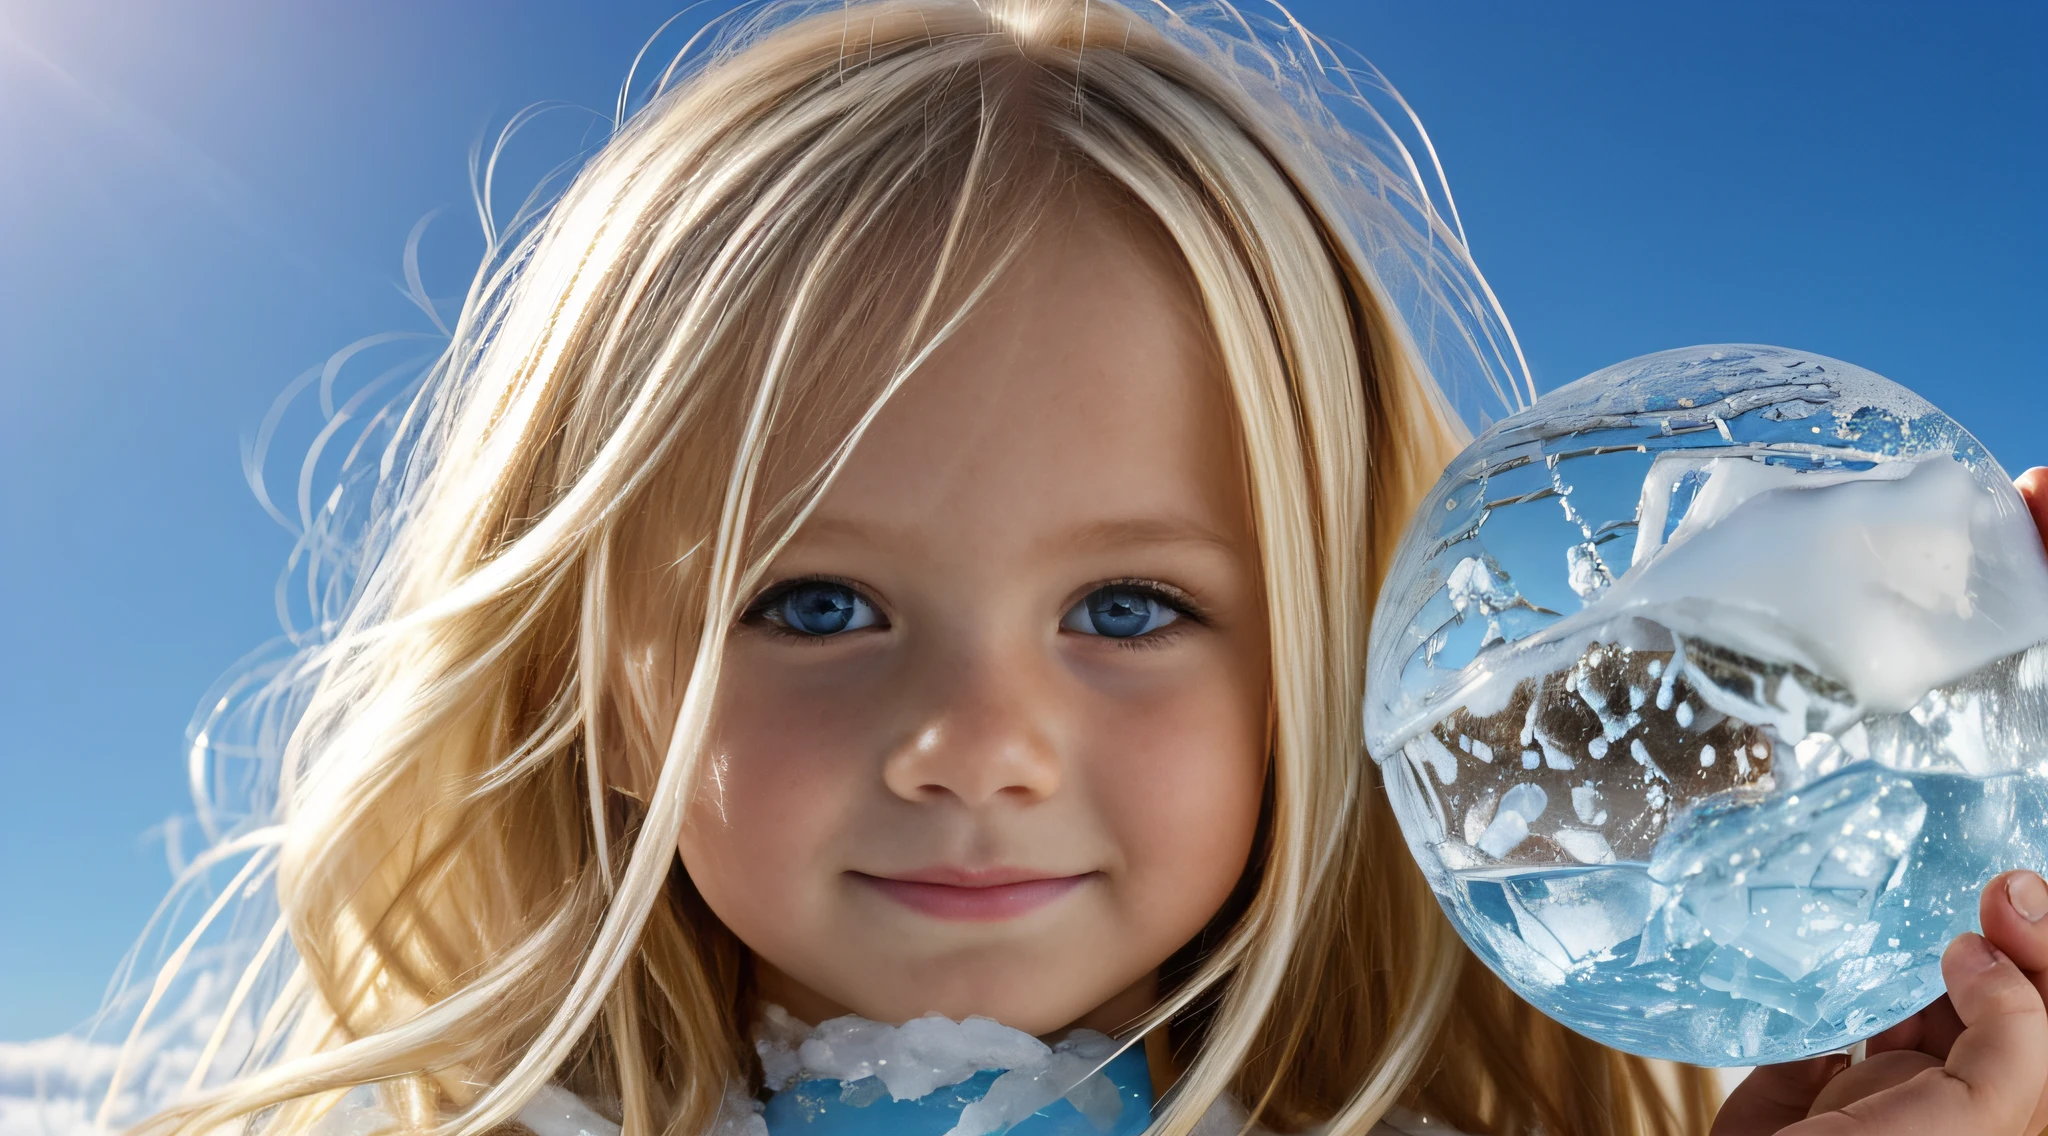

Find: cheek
<box><xmin>1082</xmin><ymin>659</ymin><xmax>1267</xmax><ymax>927</ymax></box>
<box><xmin>675</xmin><ymin>654</ymin><xmax>877</xmax><ymax>932</ymax></box>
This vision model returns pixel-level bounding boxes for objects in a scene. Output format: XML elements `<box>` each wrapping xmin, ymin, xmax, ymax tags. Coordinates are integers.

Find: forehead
<box><xmin>807</xmin><ymin>199</ymin><xmax>1248</xmax><ymax>554</ymax></box>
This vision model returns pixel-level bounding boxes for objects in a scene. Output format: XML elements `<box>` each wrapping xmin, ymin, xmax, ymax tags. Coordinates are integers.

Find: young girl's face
<box><xmin>676</xmin><ymin>197</ymin><xmax>1273</xmax><ymax>1037</ymax></box>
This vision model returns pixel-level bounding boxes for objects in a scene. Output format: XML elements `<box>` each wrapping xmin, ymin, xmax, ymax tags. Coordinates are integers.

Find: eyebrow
<box><xmin>1054</xmin><ymin>516</ymin><xmax>1244</xmax><ymax>554</ymax></box>
<box><xmin>789</xmin><ymin>514</ymin><xmax>1244</xmax><ymax>554</ymax></box>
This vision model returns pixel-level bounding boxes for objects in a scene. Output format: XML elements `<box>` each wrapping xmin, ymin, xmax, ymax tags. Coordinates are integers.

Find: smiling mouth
<box><xmin>850</xmin><ymin>868</ymin><xmax>1097</xmax><ymax>921</ymax></box>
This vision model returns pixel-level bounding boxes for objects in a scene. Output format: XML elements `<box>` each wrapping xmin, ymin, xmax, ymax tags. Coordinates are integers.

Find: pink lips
<box><xmin>853</xmin><ymin>867</ymin><xmax>1094</xmax><ymax>921</ymax></box>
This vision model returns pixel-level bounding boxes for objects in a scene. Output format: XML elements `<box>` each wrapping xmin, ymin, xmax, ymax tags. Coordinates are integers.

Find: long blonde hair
<box><xmin>114</xmin><ymin>2</ymin><xmax>1715</xmax><ymax>1133</ymax></box>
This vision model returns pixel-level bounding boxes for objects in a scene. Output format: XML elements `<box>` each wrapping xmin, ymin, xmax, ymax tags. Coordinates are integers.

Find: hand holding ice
<box><xmin>1365</xmin><ymin>345</ymin><xmax>2048</xmax><ymax>1066</ymax></box>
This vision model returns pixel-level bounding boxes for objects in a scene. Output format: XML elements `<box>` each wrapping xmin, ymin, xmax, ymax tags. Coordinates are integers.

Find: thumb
<box><xmin>2016</xmin><ymin>468</ymin><xmax>2048</xmax><ymax>556</ymax></box>
<box><xmin>1712</xmin><ymin>1057</ymin><xmax>1848</xmax><ymax>1135</ymax></box>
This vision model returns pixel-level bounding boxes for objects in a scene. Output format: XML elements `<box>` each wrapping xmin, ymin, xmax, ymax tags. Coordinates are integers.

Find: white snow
<box><xmin>515</xmin><ymin>1085</ymin><xmax>640</xmax><ymax>1136</ymax></box>
<box><xmin>1407</xmin><ymin>732</ymin><xmax>1459</xmax><ymax>786</ymax></box>
<box><xmin>1610</xmin><ymin>456</ymin><xmax>2048</xmax><ymax>713</ymax></box>
<box><xmin>1499</xmin><ymin>783</ymin><xmax>1549</xmax><ymax>824</ymax></box>
<box><xmin>1566</xmin><ymin>543</ymin><xmax>1609</xmax><ymax>601</ymax></box>
<box><xmin>1477</xmin><ymin>784</ymin><xmax>1549</xmax><ymax>859</ymax></box>
<box><xmin>1555</xmin><ymin>828</ymin><xmax>1616</xmax><ymax>865</ymax></box>
<box><xmin>1476</xmin><ymin>810</ymin><xmax>1530</xmax><ymax>859</ymax></box>
<box><xmin>1446</xmin><ymin>556</ymin><xmax>1519</xmax><ymax>615</ymax></box>
<box><xmin>753</xmin><ymin>1007</ymin><xmax>1125</xmax><ymax>1136</ymax></box>
<box><xmin>1571</xmin><ymin>783</ymin><xmax>1608</xmax><ymax>826</ymax></box>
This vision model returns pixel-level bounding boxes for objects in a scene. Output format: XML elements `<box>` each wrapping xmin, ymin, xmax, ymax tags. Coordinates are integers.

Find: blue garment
<box><xmin>760</xmin><ymin>1043</ymin><xmax>1153</xmax><ymax>1136</ymax></box>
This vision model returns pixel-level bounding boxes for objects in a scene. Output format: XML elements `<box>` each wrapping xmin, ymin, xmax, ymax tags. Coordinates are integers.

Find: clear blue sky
<box><xmin>1</xmin><ymin>1</ymin><xmax>2042</xmax><ymax>1041</ymax></box>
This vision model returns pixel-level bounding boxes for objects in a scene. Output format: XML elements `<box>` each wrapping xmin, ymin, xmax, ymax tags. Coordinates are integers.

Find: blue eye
<box><xmin>766</xmin><ymin>581</ymin><xmax>879</xmax><ymax>637</ymax></box>
<box><xmin>1061</xmin><ymin>585</ymin><xmax>1181</xmax><ymax>639</ymax></box>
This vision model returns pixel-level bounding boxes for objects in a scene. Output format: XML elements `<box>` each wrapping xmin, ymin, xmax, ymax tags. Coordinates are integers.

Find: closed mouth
<box><xmin>849</xmin><ymin>869</ymin><xmax>1097</xmax><ymax>921</ymax></box>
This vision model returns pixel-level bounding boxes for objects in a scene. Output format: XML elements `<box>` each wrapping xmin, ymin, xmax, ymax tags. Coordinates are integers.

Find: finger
<box><xmin>1805</xmin><ymin>1050</ymin><xmax>1942</xmax><ymax>1117</ymax></box>
<box><xmin>1713</xmin><ymin>1056</ymin><xmax>1847</xmax><ymax>1135</ymax></box>
<box><xmin>2018</xmin><ymin>468</ymin><xmax>2048</xmax><ymax>555</ymax></box>
<box><xmin>1928</xmin><ymin>933</ymin><xmax>2047</xmax><ymax>1132</ymax></box>
<box><xmin>1890</xmin><ymin>875</ymin><xmax>2048</xmax><ymax>1069</ymax></box>
<box><xmin>1980</xmin><ymin>869</ymin><xmax>2048</xmax><ymax>973</ymax></box>
<box><xmin>1979</xmin><ymin>870</ymin><xmax>2048</xmax><ymax>1130</ymax></box>
<box><xmin>1865</xmin><ymin>995</ymin><xmax>1963</xmax><ymax>1060</ymax></box>
<box><xmin>1785</xmin><ymin>935</ymin><xmax>2046</xmax><ymax>1136</ymax></box>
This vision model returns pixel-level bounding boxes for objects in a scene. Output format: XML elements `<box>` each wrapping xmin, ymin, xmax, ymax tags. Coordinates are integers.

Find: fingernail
<box><xmin>1969</xmin><ymin>935</ymin><xmax>2009</xmax><ymax>972</ymax></box>
<box><xmin>2009</xmin><ymin>872</ymin><xmax>2048</xmax><ymax>922</ymax></box>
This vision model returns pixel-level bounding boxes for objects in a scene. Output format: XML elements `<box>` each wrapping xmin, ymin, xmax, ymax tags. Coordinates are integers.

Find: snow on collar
<box><xmin>513</xmin><ymin>1083</ymin><xmax>768</xmax><ymax>1136</ymax></box>
<box><xmin>752</xmin><ymin>1005</ymin><xmax>1137</xmax><ymax>1135</ymax></box>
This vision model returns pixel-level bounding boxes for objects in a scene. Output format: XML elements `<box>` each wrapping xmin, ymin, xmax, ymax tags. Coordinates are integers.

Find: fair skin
<box><xmin>677</xmin><ymin>197</ymin><xmax>1271</xmax><ymax>1038</ymax></box>
<box><xmin>673</xmin><ymin>186</ymin><xmax>2048</xmax><ymax>1125</ymax></box>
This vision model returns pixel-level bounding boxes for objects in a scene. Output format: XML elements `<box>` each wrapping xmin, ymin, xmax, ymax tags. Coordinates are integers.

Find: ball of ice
<box><xmin>1365</xmin><ymin>345</ymin><xmax>2048</xmax><ymax>1066</ymax></box>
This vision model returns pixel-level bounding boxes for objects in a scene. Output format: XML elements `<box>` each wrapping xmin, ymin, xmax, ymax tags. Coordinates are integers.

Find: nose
<box><xmin>880</xmin><ymin>660</ymin><xmax>1064</xmax><ymax>806</ymax></box>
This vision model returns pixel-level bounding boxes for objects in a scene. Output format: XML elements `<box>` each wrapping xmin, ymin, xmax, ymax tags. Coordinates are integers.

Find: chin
<box><xmin>838</xmin><ymin>962</ymin><xmax>1111</xmax><ymax>1035</ymax></box>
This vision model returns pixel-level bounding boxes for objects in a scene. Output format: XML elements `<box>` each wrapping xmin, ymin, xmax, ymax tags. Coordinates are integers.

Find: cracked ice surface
<box><xmin>1365</xmin><ymin>345</ymin><xmax>2048</xmax><ymax>1065</ymax></box>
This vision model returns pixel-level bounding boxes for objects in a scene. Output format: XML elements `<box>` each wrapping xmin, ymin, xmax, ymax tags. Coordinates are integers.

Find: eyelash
<box><xmin>1077</xmin><ymin>577</ymin><xmax>1207</xmax><ymax>652</ymax></box>
<box><xmin>738</xmin><ymin>576</ymin><xmax>1209</xmax><ymax>648</ymax></box>
<box><xmin>740</xmin><ymin>575</ymin><xmax>885</xmax><ymax>644</ymax></box>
